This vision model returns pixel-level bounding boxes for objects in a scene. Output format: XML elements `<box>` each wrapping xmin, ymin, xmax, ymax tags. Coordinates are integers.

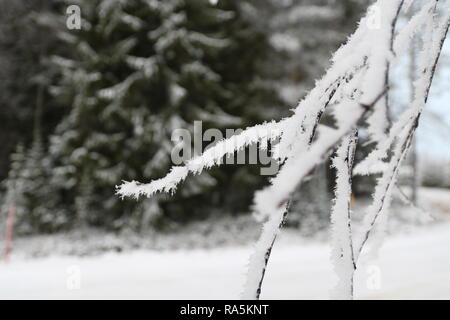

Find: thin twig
<box><xmin>395</xmin><ymin>183</ymin><xmax>430</xmax><ymax>217</ymax></box>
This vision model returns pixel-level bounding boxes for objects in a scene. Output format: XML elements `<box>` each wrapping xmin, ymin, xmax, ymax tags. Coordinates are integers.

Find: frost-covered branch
<box><xmin>115</xmin><ymin>0</ymin><xmax>449</xmax><ymax>300</ymax></box>
<box><xmin>364</xmin><ymin>0</ymin><xmax>404</xmax><ymax>143</ymax></box>
<box><xmin>253</xmin><ymin>91</ymin><xmax>388</xmax><ymax>221</ymax></box>
<box><xmin>330</xmin><ymin>131</ymin><xmax>358</xmax><ymax>300</ymax></box>
<box><xmin>241</xmin><ymin>72</ymin><xmax>354</xmax><ymax>300</ymax></box>
<box><xmin>241</xmin><ymin>205</ymin><xmax>289</xmax><ymax>299</ymax></box>
<box><xmin>117</xmin><ymin>120</ymin><xmax>284</xmax><ymax>199</ymax></box>
<box><xmin>354</xmin><ymin>3</ymin><xmax>449</xmax><ymax>261</ymax></box>
<box><xmin>244</xmin><ymin>90</ymin><xmax>387</xmax><ymax>300</ymax></box>
<box><xmin>354</xmin><ymin>0</ymin><xmax>443</xmax><ymax>175</ymax></box>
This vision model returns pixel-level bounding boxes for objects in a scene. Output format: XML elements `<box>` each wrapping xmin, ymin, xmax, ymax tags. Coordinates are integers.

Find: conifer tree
<box><xmin>0</xmin><ymin>0</ymin><xmax>64</xmax><ymax>181</ymax></box>
<box><xmin>49</xmin><ymin>0</ymin><xmax>281</xmax><ymax>228</ymax></box>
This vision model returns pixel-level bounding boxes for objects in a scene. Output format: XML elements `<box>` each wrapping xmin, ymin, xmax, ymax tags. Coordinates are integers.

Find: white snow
<box><xmin>1</xmin><ymin>220</ymin><xmax>449</xmax><ymax>300</ymax></box>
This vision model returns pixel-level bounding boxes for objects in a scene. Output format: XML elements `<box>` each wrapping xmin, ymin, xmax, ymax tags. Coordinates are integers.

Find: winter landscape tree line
<box><xmin>0</xmin><ymin>0</ymin><xmax>371</xmax><ymax>233</ymax></box>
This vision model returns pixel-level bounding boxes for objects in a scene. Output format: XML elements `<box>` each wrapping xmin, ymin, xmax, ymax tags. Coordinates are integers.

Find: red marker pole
<box><xmin>3</xmin><ymin>205</ymin><xmax>16</xmax><ymax>264</ymax></box>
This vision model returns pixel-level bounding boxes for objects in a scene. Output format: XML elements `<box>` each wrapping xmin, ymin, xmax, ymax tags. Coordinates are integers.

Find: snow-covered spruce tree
<box><xmin>50</xmin><ymin>0</ymin><xmax>281</xmax><ymax>229</ymax></box>
<box><xmin>118</xmin><ymin>0</ymin><xmax>449</xmax><ymax>299</ymax></box>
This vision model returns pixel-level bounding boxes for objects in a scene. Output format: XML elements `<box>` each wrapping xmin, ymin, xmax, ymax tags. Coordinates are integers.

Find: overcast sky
<box><xmin>392</xmin><ymin>38</ymin><xmax>450</xmax><ymax>160</ymax></box>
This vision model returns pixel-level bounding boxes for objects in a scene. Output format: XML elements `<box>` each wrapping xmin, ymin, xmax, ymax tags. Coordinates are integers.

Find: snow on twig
<box><xmin>116</xmin><ymin>120</ymin><xmax>283</xmax><ymax>199</ymax></box>
<box><xmin>330</xmin><ymin>131</ymin><xmax>358</xmax><ymax>300</ymax></box>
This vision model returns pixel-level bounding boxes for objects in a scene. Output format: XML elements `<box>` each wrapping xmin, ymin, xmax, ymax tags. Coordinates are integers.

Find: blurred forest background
<box><xmin>0</xmin><ymin>0</ymin><xmax>448</xmax><ymax>238</ymax></box>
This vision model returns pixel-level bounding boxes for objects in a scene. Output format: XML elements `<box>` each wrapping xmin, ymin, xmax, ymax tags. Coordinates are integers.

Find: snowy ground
<box><xmin>1</xmin><ymin>187</ymin><xmax>449</xmax><ymax>299</ymax></box>
<box><xmin>6</xmin><ymin>187</ymin><xmax>449</xmax><ymax>259</ymax></box>
<box><xmin>1</xmin><ymin>218</ymin><xmax>449</xmax><ymax>299</ymax></box>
